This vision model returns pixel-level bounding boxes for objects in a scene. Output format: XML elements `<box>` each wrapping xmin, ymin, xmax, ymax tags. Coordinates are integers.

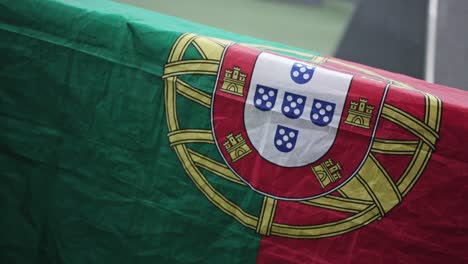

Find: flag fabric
<box><xmin>1</xmin><ymin>0</ymin><xmax>467</xmax><ymax>263</ymax></box>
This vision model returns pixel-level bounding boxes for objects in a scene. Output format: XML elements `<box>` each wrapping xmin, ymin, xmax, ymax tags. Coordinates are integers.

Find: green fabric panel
<box><xmin>0</xmin><ymin>0</ymin><xmax>311</xmax><ymax>262</ymax></box>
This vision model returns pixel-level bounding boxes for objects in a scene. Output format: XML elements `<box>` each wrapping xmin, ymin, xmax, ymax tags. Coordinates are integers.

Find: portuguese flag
<box><xmin>1</xmin><ymin>0</ymin><xmax>467</xmax><ymax>263</ymax></box>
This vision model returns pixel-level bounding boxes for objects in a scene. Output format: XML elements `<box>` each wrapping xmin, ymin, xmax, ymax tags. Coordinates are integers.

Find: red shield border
<box><xmin>212</xmin><ymin>44</ymin><xmax>389</xmax><ymax>200</ymax></box>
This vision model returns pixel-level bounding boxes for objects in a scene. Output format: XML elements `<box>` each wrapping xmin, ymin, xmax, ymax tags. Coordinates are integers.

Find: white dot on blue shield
<box><xmin>259</xmin><ymin>88</ymin><xmax>264</xmax><ymax>94</ymax></box>
<box><xmin>313</xmin><ymin>113</ymin><xmax>319</xmax><ymax>120</ymax></box>
<box><xmin>279</xmin><ymin>129</ymin><xmax>285</xmax><ymax>135</ymax></box>
<box><xmin>315</xmin><ymin>102</ymin><xmax>322</xmax><ymax>109</ymax></box>
<box><xmin>286</xmin><ymin>142</ymin><xmax>293</xmax><ymax>149</ymax></box>
<box><xmin>276</xmin><ymin>139</ymin><xmax>282</xmax><ymax>146</ymax></box>
<box><xmin>326</xmin><ymin>105</ymin><xmax>332</xmax><ymax>111</ymax></box>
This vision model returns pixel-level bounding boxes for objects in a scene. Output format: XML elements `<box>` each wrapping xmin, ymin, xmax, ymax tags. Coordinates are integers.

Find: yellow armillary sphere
<box><xmin>162</xmin><ymin>33</ymin><xmax>441</xmax><ymax>239</ymax></box>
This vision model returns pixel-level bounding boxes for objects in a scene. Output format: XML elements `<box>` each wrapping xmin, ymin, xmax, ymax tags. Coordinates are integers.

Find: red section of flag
<box><xmin>257</xmin><ymin>58</ymin><xmax>468</xmax><ymax>263</ymax></box>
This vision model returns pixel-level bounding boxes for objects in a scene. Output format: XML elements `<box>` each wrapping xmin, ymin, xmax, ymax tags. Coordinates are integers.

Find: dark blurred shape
<box><xmin>336</xmin><ymin>0</ymin><xmax>427</xmax><ymax>79</ymax></box>
<box><xmin>435</xmin><ymin>0</ymin><xmax>468</xmax><ymax>90</ymax></box>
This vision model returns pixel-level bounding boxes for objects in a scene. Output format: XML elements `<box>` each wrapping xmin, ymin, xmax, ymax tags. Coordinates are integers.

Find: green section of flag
<box><xmin>0</xmin><ymin>0</ymin><xmax>305</xmax><ymax>262</ymax></box>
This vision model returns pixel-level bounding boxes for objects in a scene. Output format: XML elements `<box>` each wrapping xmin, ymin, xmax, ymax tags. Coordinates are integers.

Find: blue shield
<box><xmin>290</xmin><ymin>62</ymin><xmax>315</xmax><ymax>84</ymax></box>
<box><xmin>281</xmin><ymin>92</ymin><xmax>307</xmax><ymax>119</ymax></box>
<box><xmin>254</xmin><ymin>85</ymin><xmax>278</xmax><ymax>111</ymax></box>
<box><xmin>310</xmin><ymin>99</ymin><xmax>336</xmax><ymax>126</ymax></box>
<box><xmin>274</xmin><ymin>125</ymin><xmax>299</xmax><ymax>153</ymax></box>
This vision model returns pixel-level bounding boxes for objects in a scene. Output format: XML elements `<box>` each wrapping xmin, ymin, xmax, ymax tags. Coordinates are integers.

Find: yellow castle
<box><xmin>311</xmin><ymin>158</ymin><xmax>342</xmax><ymax>188</ymax></box>
<box><xmin>223</xmin><ymin>133</ymin><xmax>252</xmax><ymax>162</ymax></box>
<box><xmin>345</xmin><ymin>98</ymin><xmax>374</xmax><ymax>129</ymax></box>
<box><xmin>310</xmin><ymin>55</ymin><xmax>328</xmax><ymax>64</ymax></box>
<box><xmin>220</xmin><ymin>66</ymin><xmax>247</xmax><ymax>96</ymax></box>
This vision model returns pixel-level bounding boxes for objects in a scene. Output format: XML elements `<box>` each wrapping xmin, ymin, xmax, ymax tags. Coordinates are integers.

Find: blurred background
<box><xmin>114</xmin><ymin>0</ymin><xmax>468</xmax><ymax>91</ymax></box>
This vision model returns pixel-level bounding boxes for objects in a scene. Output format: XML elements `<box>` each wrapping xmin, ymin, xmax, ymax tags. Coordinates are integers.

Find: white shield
<box><xmin>244</xmin><ymin>52</ymin><xmax>353</xmax><ymax>167</ymax></box>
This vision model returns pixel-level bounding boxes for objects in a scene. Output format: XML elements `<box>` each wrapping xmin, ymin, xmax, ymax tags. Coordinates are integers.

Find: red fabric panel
<box><xmin>257</xmin><ymin>59</ymin><xmax>468</xmax><ymax>263</ymax></box>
